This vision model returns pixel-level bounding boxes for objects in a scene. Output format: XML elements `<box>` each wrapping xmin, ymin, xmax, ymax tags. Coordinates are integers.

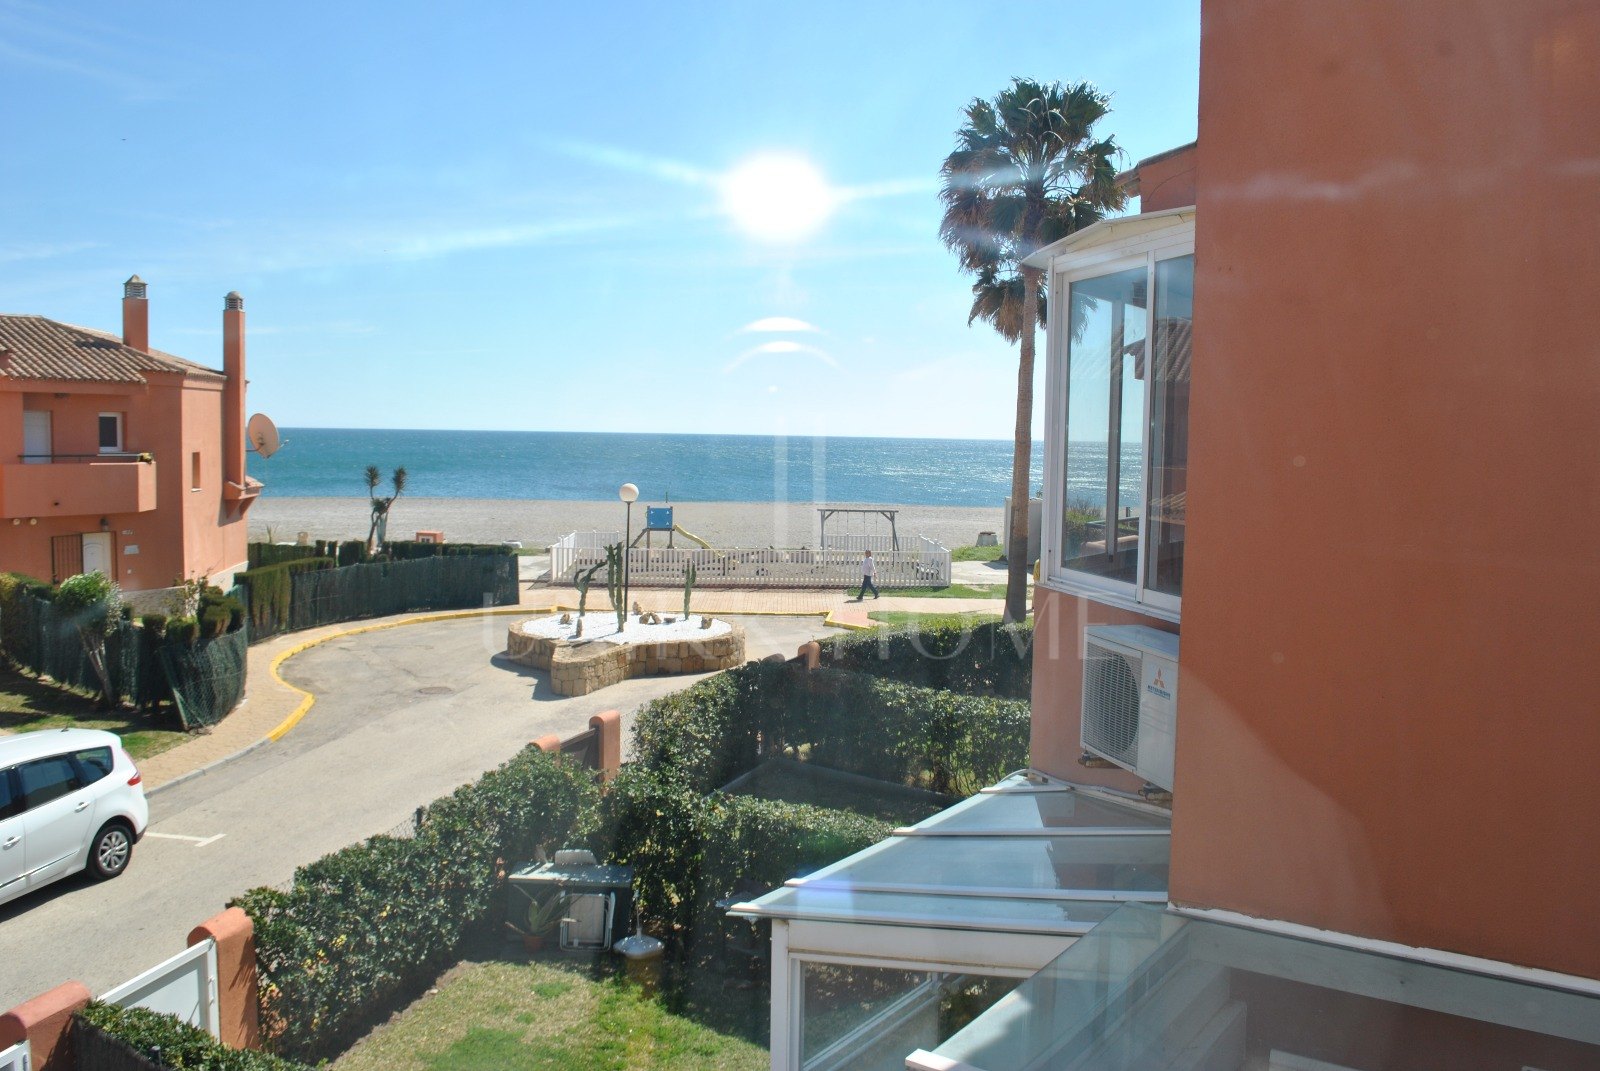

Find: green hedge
<box><xmin>234</xmin><ymin>746</ymin><xmax>597</xmax><ymax>1062</ymax></box>
<box><xmin>818</xmin><ymin>618</ymin><xmax>1034</xmax><ymax>700</ymax></box>
<box><xmin>75</xmin><ymin>1002</ymin><xmax>310</xmax><ymax>1070</ymax></box>
<box><xmin>383</xmin><ymin>540</ymin><xmax>516</xmax><ymax>560</ymax></box>
<box><xmin>234</xmin><ymin>558</ymin><xmax>336</xmax><ymax>637</ymax></box>
<box><xmin>592</xmin><ymin>765</ymin><xmax>889</xmax><ymax>956</ymax></box>
<box><xmin>632</xmin><ymin>660</ymin><xmax>1030</xmax><ymax>797</ymax></box>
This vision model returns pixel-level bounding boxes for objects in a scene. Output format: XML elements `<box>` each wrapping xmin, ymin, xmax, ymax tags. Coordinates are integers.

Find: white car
<box><xmin>0</xmin><ymin>728</ymin><xmax>149</xmax><ymax>906</ymax></box>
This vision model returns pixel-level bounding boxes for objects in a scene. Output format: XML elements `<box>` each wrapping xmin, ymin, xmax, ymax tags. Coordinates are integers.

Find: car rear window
<box><xmin>17</xmin><ymin>756</ymin><xmax>82</xmax><ymax>810</ymax></box>
<box><xmin>74</xmin><ymin>746</ymin><xmax>115</xmax><ymax>785</ymax></box>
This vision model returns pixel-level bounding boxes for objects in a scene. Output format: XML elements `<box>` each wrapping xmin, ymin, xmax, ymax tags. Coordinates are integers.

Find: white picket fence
<box><xmin>550</xmin><ymin>533</ymin><xmax>951</xmax><ymax>589</ymax></box>
<box><xmin>819</xmin><ymin>533</ymin><xmax>903</xmax><ymax>553</ymax></box>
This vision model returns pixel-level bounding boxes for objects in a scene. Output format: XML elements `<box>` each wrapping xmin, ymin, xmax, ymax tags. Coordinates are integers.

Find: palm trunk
<box><xmin>1005</xmin><ymin>266</ymin><xmax>1042</xmax><ymax>623</ymax></box>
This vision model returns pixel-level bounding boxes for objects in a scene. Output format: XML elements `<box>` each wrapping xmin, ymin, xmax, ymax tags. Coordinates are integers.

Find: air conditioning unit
<box><xmin>1080</xmin><ymin>624</ymin><xmax>1180</xmax><ymax>791</ymax></box>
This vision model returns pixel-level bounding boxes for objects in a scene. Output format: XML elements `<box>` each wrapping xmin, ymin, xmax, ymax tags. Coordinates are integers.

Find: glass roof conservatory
<box><xmin>909</xmin><ymin>903</ymin><xmax>1600</xmax><ymax>1071</ymax></box>
<box><xmin>728</xmin><ymin>774</ymin><xmax>1172</xmax><ymax>1071</ymax></box>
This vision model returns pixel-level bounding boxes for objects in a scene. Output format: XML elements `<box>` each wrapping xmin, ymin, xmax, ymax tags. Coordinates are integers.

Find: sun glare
<box><xmin>720</xmin><ymin>155</ymin><xmax>835</xmax><ymax>242</ymax></box>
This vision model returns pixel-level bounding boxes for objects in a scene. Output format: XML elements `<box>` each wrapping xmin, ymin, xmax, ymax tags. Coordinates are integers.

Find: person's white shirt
<box><xmin>862</xmin><ymin>552</ymin><xmax>876</xmax><ymax>577</ymax></box>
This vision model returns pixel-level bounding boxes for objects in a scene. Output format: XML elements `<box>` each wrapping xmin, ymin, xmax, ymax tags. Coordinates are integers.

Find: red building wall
<box><xmin>1170</xmin><ymin>0</ymin><xmax>1600</xmax><ymax>979</ymax></box>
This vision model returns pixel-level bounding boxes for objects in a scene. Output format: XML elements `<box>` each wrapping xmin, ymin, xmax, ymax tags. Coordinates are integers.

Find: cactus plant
<box><xmin>575</xmin><ymin>558</ymin><xmax>605</xmax><ymax>622</ymax></box>
<box><xmin>605</xmin><ymin>543</ymin><xmax>625</xmax><ymax>632</ymax></box>
<box><xmin>683</xmin><ymin>561</ymin><xmax>696</xmax><ymax>619</ymax></box>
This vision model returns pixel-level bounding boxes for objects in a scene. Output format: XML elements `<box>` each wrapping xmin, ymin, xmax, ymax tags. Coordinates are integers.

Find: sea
<box><xmin>246</xmin><ymin>429</ymin><xmax>1058</xmax><ymax>507</ymax></box>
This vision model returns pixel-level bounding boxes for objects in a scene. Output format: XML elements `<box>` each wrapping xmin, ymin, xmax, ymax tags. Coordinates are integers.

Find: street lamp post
<box><xmin>619</xmin><ymin>482</ymin><xmax>638</xmax><ymax>628</ymax></box>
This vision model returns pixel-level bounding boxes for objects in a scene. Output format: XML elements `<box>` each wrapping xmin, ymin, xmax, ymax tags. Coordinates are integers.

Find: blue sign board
<box><xmin>645</xmin><ymin>506</ymin><xmax>674</xmax><ymax>531</ymax></box>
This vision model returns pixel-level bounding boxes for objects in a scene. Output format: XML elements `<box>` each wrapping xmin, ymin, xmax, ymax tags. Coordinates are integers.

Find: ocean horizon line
<box><xmin>272</xmin><ymin>425</ymin><xmax>1038</xmax><ymax>446</ymax></box>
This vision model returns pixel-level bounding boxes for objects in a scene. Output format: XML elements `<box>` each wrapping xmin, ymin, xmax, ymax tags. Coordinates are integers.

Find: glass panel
<box><xmin>1062</xmin><ymin>265</ymin><xmax>1146</xmax><ymax>584</ymax></box>
<box><xmin>801</xmin><ymin>962</ymin><xmax>1015</xmax><ymax>1071</ymax></box>
<box><xmin>928</xmin><ymin>905</ymin><xmax>1600</xmax><ymax>1071</ymax></box>
<box><xmin>98</xmin><ymin>414</ymin><xmax>120</xmax><ymax>450</ymax></box>
<box><xmin>738</xmin><ymin>886</ymin><xmax>1119</xmax><ymax>932</ymax></box>
<box><xmin>0</xmin><ymin>768</ymin><xmax>18</xmax><ymax>820</ymax></box>
<box><xmin>18</xmin><ymin>756</ymin><xmax>81</xmax><ymax>810</ymax></box>
<box><xmin>74</xmin><ymin>747</ymin><xmax>114</xmax><ymax>785</ymax></box>
<box><xmin>1145</xmin><ymin>255</ymin><xmax>1194</xmax><ymax>599</ymax></box>
<box><xmin>914</xmin><ymin>789</ymin><xmax>1171</xmax><ymax>832</ymax></box>
<box><xmin>802</xmin><ymin>834</ymin><xmax>1169</xmax><ymax>895</ymax></box>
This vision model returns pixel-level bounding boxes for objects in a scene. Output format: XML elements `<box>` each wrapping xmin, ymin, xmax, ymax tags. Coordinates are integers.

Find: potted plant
<box><xmin>522</xmin><ymin>893</ymin><xmax>567</xmax><ymax>953</ymax></box>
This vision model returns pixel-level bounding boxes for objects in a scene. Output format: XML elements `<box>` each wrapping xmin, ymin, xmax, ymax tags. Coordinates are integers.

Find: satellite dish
<box><xmin>247</xmin><ymin>413</ymin><xmax>282</xmax><ymax>458</ymax></box>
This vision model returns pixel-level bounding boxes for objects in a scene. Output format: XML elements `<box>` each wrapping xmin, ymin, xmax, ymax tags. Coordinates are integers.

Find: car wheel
<box><xmin>88</xmin><ymin>821</ymin><xmax>134</xmax><ymax>880</ymax></box>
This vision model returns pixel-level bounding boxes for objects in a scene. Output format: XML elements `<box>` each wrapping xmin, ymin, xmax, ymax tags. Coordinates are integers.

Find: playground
<box><xmin>548</xmin><ymin>505</ymin><xmax>952</xmax><ymax>589</ymax></box>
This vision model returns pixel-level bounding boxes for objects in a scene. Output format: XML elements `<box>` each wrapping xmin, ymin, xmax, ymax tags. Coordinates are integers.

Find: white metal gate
<box><xmin>0</xmin><ymin>1039</ymin><xmax>28</xmax><ymax>1071</ymax></box>
<box><xmin>100</xmin><ymin>938</ymin><xmax>220</xmax><ymax>1038</ymax></box>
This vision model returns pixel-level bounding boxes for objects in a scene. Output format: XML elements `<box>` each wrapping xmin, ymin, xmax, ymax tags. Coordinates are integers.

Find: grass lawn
<box><xmin>868</xmin><ymin>583</ymin><xmax>1007</xmax><ymax>600</ymax></box>
<box><xmin>950</xmin><ymin>544</ymin><xmax>1004</xmax><ymax>562</ymax></box>
<box><xmin>333</xmin><ymin>958</ymin><xmax>766</xmax><ymax>1071</ymax></box>
<box><xmin>0</xmin><ymin>665</ymin><xmax>189</xmax><ymax>761</ymax></box>
<box><xmin>727</xmin><ymin>759</ymin><xmax>948</xmax><ymax>825</ymax></box>
<box><xmin>867</xmin><ymin>611</ymin><xmax>1006</xmax><ymax>629</ymax></box>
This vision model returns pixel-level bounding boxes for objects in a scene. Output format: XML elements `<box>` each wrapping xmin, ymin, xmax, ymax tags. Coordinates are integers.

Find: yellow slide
<box><xmin>670</xmin><ymin>524</ymin><xmax>713</xmax><ymax>550</ymax></box>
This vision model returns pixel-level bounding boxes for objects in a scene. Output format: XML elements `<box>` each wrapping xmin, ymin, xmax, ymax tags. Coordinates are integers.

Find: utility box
<box><xmin>507</xmin><ymin>861</ymin><xmax>634</xmax><ymax>952</ymax></box>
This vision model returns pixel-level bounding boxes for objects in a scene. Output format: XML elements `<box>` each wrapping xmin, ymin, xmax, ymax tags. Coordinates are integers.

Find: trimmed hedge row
<box><xmin>633</xmin><ymin>660</ymin><xmax>1031</xmax><ymax>797</ymax></box>
<box><xmin>75</xmin><ymin>1003</ymin><xmax>309</xmax><ymax>1070</ymax></box>
<box><xmin>382</xmin><ymin>540</ymin><xmax>516</xmax><ymax>560</ymax></box>
<box><xmin>818</xmin><ymin>618</ymin><xmax>1034</xmax><ymax>700</ymax></box>
<box><xmin>233</xmin><ymin>746</ymin><xmax>597</xmax><ymax>1062</ymax></box>
<box><xmin>234</xmin><ymin>558</ymin><xmax>336</xmax><ymax>637</ymax></box>
<box><xmin>592</xmin><ymin>765</ymin><xmax>889</xmax><ymax>955</ymax></box>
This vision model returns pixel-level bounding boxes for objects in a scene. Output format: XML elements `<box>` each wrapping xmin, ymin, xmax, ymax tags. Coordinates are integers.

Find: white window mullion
<box><xmin>1134</xmin><ymin>252</ymin><xmax>1156</xmax><ymax>607</ymax></box>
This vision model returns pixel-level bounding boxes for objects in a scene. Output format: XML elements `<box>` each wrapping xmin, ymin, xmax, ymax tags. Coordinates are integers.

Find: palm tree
<box><xmin>365</xmin><ymin>464</ymin><xmax>408</xmax><ymax>552</ymax></box>
<box><xmin>940</xmin><ymin>78</ymin><xmax>1126</xmax><ymax>623</ymax></box>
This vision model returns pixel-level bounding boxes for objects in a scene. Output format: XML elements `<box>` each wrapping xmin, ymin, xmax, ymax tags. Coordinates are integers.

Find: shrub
<box><xmin>140</xmin><ymin>613</ymin><xmax>169</xmax><ymax>636</ymax></box>
<box><xmin>235</xmin><ymin>557</ymin><xmax>335</xmax><ymax>637</ymax></box>
<box><xmin>235</xmin><ymin>746</ymin><xmax>597</xmax><ymax>1061</ymax></box>
<box><xmin>382</xmin><ymin>540</ymin><xmax>515</xmax><ymax>560</ymax></box>
<box><xmin>166</xmin><ymin>616</ymin><xmax>200</xmax><ymax>646</ymax></box>
<box><xmin>819</xmin><ymin>618</ymin><xmax>1034</xmax><ymax>699</ymax></box>
<box><xmin>633</xmin><ymin>661</ymin><xmax>1030</xmax><ymax>797</ymax></box>
<box><xmin>75</xmin><ymin>1002</ymin><xmax>311</xmax><ymax>1070</ymax></box>
<box><xmin>0</xmin><ymin>571</ymin><xmax>53</xmax><ymax>663</ymax></box>
<box><xmin>593</xmin><ymin>765</ymin><xmax>889</xmax><ymax>955</ymax></box>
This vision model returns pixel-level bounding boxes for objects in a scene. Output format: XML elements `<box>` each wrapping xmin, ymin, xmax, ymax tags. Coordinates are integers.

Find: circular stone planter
<box><xmin>506</xmin><ymin>614</ymin><xmax>746</xmax><ymax>696</ymax></box>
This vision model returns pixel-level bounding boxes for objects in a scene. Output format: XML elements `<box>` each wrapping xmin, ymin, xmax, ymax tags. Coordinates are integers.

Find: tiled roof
<box><xmin>0</xmin><ymin>315</ymin><xmax>224</xmax><ymax>384</ymax></box>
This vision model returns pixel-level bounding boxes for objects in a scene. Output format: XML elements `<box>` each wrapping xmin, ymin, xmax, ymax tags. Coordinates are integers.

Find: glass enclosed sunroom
<box><xmin>728</xmin><ymin>773</ymin><xmax>1173</xmax><ymax>1071</ymax></box>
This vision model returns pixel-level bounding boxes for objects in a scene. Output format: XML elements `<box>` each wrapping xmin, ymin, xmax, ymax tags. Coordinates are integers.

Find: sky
<box><xmin>0</xmin><ymin>1</ymin><xmax>1199</xmax><ymax>440</ymax></box>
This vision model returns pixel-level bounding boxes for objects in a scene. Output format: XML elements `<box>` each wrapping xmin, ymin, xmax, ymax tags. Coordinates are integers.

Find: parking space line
<box><xmin>144</xmin><ymin>832</ymin><xmax>226</xmax><ymax>848</ymax></box>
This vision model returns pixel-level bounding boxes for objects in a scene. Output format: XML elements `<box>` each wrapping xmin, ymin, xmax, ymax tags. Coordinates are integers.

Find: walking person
<box><xmin>858</xmin><ymin>548</ymin><xmax>880</xmax><ymax>600</ymax></box>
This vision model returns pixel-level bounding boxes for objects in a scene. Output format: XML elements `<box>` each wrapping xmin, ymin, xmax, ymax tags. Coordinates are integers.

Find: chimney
<box><xmin>122</xmin><ymin>275</ymin><xmax>149</xmax><ymax>350</ymax></box>
<box><xmin>223</xmin><ymin>292</ymin><xmax>246</xmax><ymax>495</ymax></box>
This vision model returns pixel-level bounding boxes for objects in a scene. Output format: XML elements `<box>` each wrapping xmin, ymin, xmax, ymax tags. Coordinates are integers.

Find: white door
<box><xmin>17</xmin><ymin>755</ymin><xmax>95</xmax><ymax>886</ymax></box>
<box><xmin>0</xmin><ymin>769</ymin><xmax>25</xmax><ymax>903</ymax></box>
<box><xmin>22</xmin><ymin>410</ymin><xmax>51</xmax><ymax>463</ymax></box>
<box><xmin>81</xmin><ymin>532</ymin><xmax>112</xmax><ymax>576</ymax></box>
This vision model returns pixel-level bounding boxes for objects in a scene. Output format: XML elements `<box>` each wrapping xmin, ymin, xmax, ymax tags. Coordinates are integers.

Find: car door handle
<box><xmin>1</xmin><ymin>836</ymin><xmax>18</xmax><ymax>849</ymax></box>
<box><xmin>75</xmin><ymin>800</ymin><xmax>90</xmax><ymax>812</ymax></box>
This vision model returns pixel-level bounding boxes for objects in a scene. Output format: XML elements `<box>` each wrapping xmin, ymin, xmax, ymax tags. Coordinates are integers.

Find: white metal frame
<box><xmin>1040</xmin><ymin>213</ymin><xmax>1195</xmax><ymax>623</ymax></box>
<box><xmin>99</xmin><ymin>937</ymin><xmax>221</xmax><ymax>1039</ymax></box>
<box><xmin>0</xmin><ymin>1039</ymin><xmax>28</xmax><ymax>1071</ymax></box>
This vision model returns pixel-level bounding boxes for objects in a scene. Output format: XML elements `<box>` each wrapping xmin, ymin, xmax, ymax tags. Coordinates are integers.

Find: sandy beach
<box><xmin>249</xmin><ymin>497</ymin><xmax>1005</xmax><ymax>552</ymax></box>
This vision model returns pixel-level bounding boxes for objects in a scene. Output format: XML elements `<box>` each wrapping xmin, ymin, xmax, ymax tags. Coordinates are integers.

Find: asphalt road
<box><xmin>0</xmin><ymin>613</ymin><xmax>836</xmax><ymax>1009</ymax></box>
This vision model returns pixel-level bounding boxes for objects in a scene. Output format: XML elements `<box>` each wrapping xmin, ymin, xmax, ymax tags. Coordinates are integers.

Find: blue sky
<box><xmin>1</xmin><ymin>1</ymin><xmax>1198</xmax><ymax>439</ymax></box>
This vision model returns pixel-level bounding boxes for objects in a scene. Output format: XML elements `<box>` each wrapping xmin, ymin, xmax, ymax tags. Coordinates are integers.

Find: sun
<box><xmin>720</xmin><ymin>155</ymin><xmax>835</xmax><ymax>242</ymax></box>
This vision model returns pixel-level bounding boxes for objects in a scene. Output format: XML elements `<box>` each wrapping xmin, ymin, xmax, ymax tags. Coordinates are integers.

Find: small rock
<box><xmin>700</xmin><ymin>616</ymin><xmax>714</xmax><ymax>629</ymax></box>
<box><xmin>559</xmin><ymin>612</ymin><xmax>572</xmax><ymax>625</ymax></box>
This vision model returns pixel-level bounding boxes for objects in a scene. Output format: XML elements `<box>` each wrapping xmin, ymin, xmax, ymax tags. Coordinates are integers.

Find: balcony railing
<box><xmin>18</xmin><ymin>452</ymin><xmax>149</xmax><ymax>463</ymax></box>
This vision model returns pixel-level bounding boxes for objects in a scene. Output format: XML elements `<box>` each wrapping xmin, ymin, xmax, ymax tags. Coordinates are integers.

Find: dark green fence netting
<box><xmin>158</xmin><ymin>622</ymin><xmax>250</xmax><ymax>729</ymax></box>
<box><xmin>0</xmin><ymin>588</ymin><xmax>248</xmax><ymax>727</ymax></box>
<box><xmin>245</xmin><ymin>553</ymin><xmax>518</xmax><ymax>641</ymax></box>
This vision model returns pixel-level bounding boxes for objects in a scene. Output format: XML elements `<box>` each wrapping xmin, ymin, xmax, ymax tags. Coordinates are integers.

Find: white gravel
<box><xmin>515</xmin><ymin>612</ymin><xmax>731</xmax><ymax>645</ymax></box>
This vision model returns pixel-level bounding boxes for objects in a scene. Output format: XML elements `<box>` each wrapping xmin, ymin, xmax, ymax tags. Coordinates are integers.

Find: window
<box><xmin>73</xmin><ymin>747</ymin><xmax>114</xmax><ymax>785</ymax></box>
<box><xmin>1044</xmin><ymin>223</ymin><xmax>1193</xmax><ymax>617</ymax></box>
<box><xmin>17</xmin><ymin>755</ymin><xmax>82</xmax><ymax>810</ymax></box>
<box><xmin>0</xmin><ymin>768</ymin><xmax>19</xmax><ymax>821</ymax></box>
<box><xmin>98</xmin><ymin>412</ymin><xmax>123</xmax><ymax>453</ymax></box>
<box><xmin>191</xmin><ymin>451</ymin><xmax>202</xmax><ymax>490</ymax></box>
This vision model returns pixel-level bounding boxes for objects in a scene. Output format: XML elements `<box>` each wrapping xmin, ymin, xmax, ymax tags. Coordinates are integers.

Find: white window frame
<box><xmin>98</xmin><ymin>411</ymin><xmax>124</xmax><ymax>454</ymax></box>
<box><xmin>1040</xmin><ymin>215</ymin><xmax>1195</xmax><ymax>622</ymax></box>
